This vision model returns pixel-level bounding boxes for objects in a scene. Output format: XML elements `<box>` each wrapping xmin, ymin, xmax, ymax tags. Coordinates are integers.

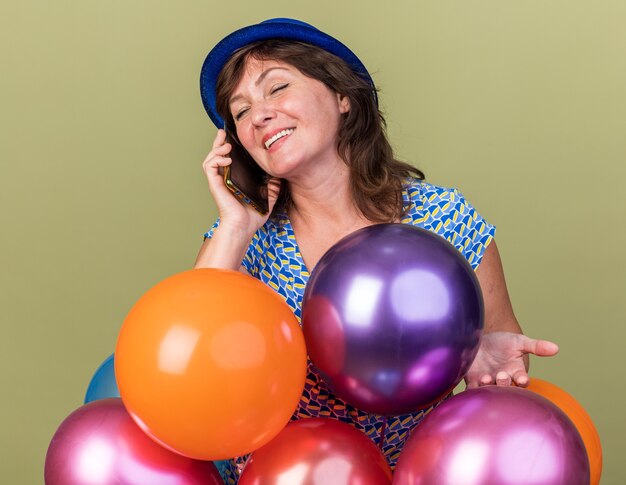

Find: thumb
<box><xmin>266</xmin><ymin>178</ymin><xmax>282</xmax><ymax>210</ymax></box>
<box><xmin>519</xmin><ymin>335</ymin><xmax>559</xmax><ymax>357</ymax></box>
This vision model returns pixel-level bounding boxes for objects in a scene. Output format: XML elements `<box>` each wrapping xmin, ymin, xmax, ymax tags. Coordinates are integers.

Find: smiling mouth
<box><xmin>264</xmin><ymin>129</ymin><xmax>295</xmax><ymax>150</ymax></box>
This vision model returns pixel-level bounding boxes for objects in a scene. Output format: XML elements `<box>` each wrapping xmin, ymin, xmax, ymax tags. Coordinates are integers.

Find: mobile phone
<box><xmin>223</xmin><ymin>130</ymin><xmax>269</xmax><ymax>215</ymax></box>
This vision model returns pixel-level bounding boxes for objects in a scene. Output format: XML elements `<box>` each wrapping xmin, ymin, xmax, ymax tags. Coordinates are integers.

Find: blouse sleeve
<box><xmin>407</xmin><ymin>183</ymin><xmax>496</xmax><ymax>270</ymax></box>
<box><xmin>442</xmin><ymin>188</ymin><xmax>496</xmax><ymax>270</ymax></box>
<box><xmin>203</xmin><ymin>217</ymin><xmax>221</xmax><ymax>240</ymax></box>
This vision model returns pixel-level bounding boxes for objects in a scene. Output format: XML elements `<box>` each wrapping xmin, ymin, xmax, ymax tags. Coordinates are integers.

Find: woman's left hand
<box><xmin>464</xmin><ymin>331</ymin><xmax>559</xmax><ymax>388</ymax></box>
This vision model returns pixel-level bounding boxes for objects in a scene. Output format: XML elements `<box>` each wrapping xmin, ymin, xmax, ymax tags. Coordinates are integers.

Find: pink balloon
<box><xmin>45</xmin><ymin>398</ymin><xmax>223</xmax><ymax>485</ymax></box>
<box><xmin>394</xmin><ymin>386</ymin><xmax>590</xmax><ymax>485</ymax></box>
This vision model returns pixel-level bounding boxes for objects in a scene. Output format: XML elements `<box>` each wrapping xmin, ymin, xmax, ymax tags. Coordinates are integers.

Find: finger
<box><xmin>212</xmin><ymin>156</ymin><xmax>232</xmax><ymax>167</ymax></box>
<box><xmin>495</xmin><ymin>371</ymin><xmax>512</xmax><ymax>386</ymax></box>
<box><xmin>519</xmin><ymin>336</ymin><xmax>559</xmax><ymax>357</ymax></box>
<box><xmin>464</xmin><ymin>375</ymin><xmax>480</xmax><ymax>389</ymax></box>
<box><xmin>204</xmin><ymin>143</ymin><xmax>232</xmax><ymax>163</ymax></box>
<box><xmin>202</xmin><ymin>145</ymin><xmax>231</xmax><ymax>169</ymax></box>
<box><xmin>212</xmin><ymin>129</ymin><xmax>227</xmax><ymax>149</ymax></box>
<box><xmin>512</xmin><ymin>369</ymin><xmax>529</xmax><ymax>387</ymax></box>
<box><xmin>203</xmin><ymin>157</ymin><xmax>232</xmax><ymax>175</ymax></box>
<box><xmin>480</xmin><ymin>374</ymin><xmax>493</xmax><ymax>386</ymax></box>
<box><xmin>267</xmin><ymin>178</ymin><xmax>282</xmax><ymax>195</ymax></box>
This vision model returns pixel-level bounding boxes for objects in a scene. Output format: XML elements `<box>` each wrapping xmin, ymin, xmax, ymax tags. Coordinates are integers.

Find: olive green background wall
<box><xmin>2</xmin><ymin>0</ymin><xmax>624</xmax><ymax>483</ymax></box>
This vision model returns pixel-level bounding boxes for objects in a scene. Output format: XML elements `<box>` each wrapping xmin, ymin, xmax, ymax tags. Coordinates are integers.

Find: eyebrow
<box><xmin>229</xmin><ymin>67</ymin><xmax>290</xmax><ymax>106</ymax></box>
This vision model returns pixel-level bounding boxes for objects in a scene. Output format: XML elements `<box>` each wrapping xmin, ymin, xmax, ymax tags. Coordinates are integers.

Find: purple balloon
<box><xmin>302</xmin><ymin>224</ymin><xmax>483</xmax><ymax>415</ymax></box>
<box><xmin>394</xmin><ymin>386</ymin><xmax>590</xmax><ymax>485</ymax></box>
<box><xmin>45</xmin><ymin>398</ymin><xmax>223</xmax><ymax>485</ymax></box>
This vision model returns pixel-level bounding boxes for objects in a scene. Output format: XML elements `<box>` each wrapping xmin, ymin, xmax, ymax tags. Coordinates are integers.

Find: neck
<box><xmin>287</xmin><ymin>160</ymin><xmax>364</xmax><ymax>228</ymax></box>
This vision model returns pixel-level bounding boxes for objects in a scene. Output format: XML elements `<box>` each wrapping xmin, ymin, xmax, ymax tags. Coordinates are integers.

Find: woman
<box><xmin>195</xmin><ymin>18</ymin><xmax>558</xmax><ymax>482</ymax></box>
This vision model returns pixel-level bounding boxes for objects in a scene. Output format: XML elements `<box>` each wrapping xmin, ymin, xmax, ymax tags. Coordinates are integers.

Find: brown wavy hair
<box><xmin>215</xmin><ymin>40</ymin><xmax>425</xmax><ymax>222</ymax></box>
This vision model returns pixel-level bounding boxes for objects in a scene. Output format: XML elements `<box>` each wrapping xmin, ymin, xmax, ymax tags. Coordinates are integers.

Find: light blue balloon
<box><xmin>84</xmin><ymin>353</ymin><xmax>120</xmax><ymax>403</ymax></box>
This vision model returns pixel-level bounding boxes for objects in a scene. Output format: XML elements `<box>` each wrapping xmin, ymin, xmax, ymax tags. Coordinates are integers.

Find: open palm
<box><xmin>465</xmin><ymin>332</ymin><xmax>559</xmax><ymax>388</ymax></box>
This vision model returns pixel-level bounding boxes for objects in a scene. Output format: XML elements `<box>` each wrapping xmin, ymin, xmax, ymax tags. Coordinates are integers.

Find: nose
<box><xmin>249</xmin><ymin>101</ymin><xmax>276</xmax><ymax>127</ymax></box>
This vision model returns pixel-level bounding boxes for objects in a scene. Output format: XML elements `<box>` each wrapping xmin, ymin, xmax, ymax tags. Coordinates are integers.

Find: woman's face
<box><xmin>228</xmin><ymin>58</ymin><xmax>350</xmax><ymax>179</ymax></box>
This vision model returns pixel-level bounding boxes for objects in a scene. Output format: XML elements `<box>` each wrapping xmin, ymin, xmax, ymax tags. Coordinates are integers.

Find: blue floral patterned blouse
<box><xmin>204</xmin><ymin>179</ymin><xmax>496</xmax><ymax>483</ymax></box>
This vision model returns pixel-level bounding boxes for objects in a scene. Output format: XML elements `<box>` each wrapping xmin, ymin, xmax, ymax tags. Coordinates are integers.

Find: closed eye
<box><xmin>270</xmin><ymin>83</ymin><xmax>289</xmax><ymax>94</ymax></box>
<box><xmin>234</xmin><ymin>107</ymin><xmax>249</xmax><ymax>121</ymax></box>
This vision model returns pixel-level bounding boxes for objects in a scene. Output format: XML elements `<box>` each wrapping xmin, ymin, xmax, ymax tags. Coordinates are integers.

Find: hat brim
<box><xmin>200</xmin><ymin>19</ymin><xmax>376</xmax><ymax>128</ymax></box>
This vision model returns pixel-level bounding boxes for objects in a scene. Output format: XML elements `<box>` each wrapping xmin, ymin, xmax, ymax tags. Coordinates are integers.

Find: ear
<box><xmin>337</xmin><ymin>93</ymin><xmax>351</xmax><ymax>114</ymax></box>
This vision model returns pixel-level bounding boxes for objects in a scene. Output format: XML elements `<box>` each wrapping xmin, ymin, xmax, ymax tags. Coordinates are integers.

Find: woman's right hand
<box><xmin>202</xmin><ymin>129</ymin><xmax>281</xmax><ymax>235</ymax></box>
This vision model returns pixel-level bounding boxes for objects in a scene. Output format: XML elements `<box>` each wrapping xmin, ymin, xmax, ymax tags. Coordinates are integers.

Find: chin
<box><xmin>265</xmin><ymin>158</ymin><xmax>302</xmax><ymax>178</ymax></box>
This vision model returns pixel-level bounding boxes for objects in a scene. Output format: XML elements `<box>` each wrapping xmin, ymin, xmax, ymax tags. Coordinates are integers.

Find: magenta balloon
<box><xmin>45</xmin><ymin>398</ymin><xmax>223</xmax><ymax>485</ymax></box>
<box><xmin>302</xmin><ymin>224</ymin><xmax>483</xmax><ymax>415</ymax></box>
<box><xmin>394</xmin><ymin>386</ymin><xmax>590</xmax><ymax>485</ymax></box>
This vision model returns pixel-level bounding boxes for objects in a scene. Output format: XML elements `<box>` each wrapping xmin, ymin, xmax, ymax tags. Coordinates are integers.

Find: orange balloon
<box><xmin>115</xmin><ymin>268</ymin><xmax>307</xmax><ymax>461</ymax></box>
<box><xmin>526</xmin><ymin>378</ymin><xmax>602</xmax><ymax>485</ymax></box>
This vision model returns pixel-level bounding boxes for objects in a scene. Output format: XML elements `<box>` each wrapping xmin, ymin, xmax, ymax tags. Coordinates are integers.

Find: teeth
<box><xmin>265</xmin><ymin>129</ymin><xmax>294</xmax><ymax>149</ymax></box>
